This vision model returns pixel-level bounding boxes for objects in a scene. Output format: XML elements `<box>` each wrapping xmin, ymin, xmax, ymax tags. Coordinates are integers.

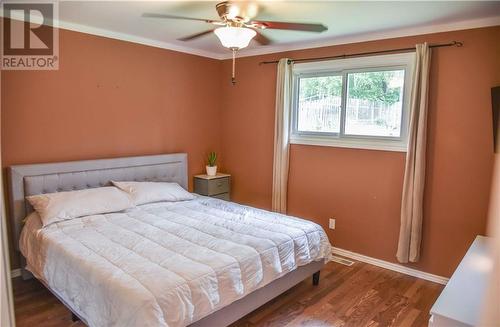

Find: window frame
<box><xmin>290</xmin><ymin>52</ymin><xmax>416</xmax><ymax>152</ymax></box>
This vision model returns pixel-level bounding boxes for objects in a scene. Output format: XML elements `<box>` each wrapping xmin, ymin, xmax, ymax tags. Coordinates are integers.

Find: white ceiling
<box><xmin>46</xmin><ymin>1</ymin><xmax>500</xmax><ymax>59</ymax></box>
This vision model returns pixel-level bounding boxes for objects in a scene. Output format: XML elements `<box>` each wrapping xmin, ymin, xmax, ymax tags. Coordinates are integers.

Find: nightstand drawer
<box><xmin>207</xmin><ymin>177</ymin><xmax>230</xmax><ymax>195</ymax></box>
<box><xmin>194</xmin><ymin>175</ymin><xmax>230</xmax><ymax>196</ymax></box>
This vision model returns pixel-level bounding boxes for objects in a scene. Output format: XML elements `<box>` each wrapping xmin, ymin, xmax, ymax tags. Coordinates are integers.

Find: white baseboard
<box><xmin>10</xmin><ymin>268</ymin><xmax>21</xmax><ymax>278</ymax></box>
<box><xmin>332</xmin><ymin>247</ymin><xmax>449</xmax><ymax>285</ymax></box>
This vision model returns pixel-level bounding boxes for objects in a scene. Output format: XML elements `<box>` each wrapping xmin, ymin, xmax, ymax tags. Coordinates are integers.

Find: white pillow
<box><xmin>27</xmin><ymin>186</ymin><xmax>134</xmax><ymax>227</ymax></box>
<box><xmin>112</xmin><ymin>181</ymin><xmax>195</xmax><ymax>205</ymax></box>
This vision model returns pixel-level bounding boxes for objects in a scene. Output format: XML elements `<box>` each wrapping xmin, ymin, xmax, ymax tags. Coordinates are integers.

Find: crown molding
<box><xmin>2</xmin><ymin>8</ymin><xmax>499</xmax><ymax>61</ymax></box>
<box><xmin>0</xmin><ymin>9</ymin><xmax>226</xmax><ymax>60</ymax></box>
<box><xmin>57</xmin><ymin>20</ymin><xmax>227</xmax><ymax>60</ymax></box>
<box><xmin>61</xmin><ymin>14</ymin><xmax>500</xmax><ymax>60</ymax></box>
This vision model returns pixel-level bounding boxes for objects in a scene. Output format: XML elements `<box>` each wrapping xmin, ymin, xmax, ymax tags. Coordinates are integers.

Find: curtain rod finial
<box><xmin>454</xmin><ymin>41</ymin><xmax>463</xmax><ymax>47</ymax></box>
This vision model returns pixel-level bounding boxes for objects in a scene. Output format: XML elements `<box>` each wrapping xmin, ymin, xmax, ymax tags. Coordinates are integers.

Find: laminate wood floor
<box><xmin>13</xmin><ymin>260</ymin><xmax>444</xmax><ymax>327</ymax></box>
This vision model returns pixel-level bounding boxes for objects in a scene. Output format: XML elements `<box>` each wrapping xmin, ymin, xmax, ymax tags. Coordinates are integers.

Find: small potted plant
<box><xmin>206</xmin><ymin>151</ymin><xmax>217</xmax><ymax>176</ymax></box>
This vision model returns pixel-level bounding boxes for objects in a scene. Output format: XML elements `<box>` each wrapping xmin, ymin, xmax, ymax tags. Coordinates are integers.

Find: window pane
<box><xmin>345</xmin><ymin>70</ymin><xmax>405</xmax><ymax>137</ymax></box>
<box><xmin>297</xmin><ymin>75</ymin><xmax>342</xmax><ymax>133</ymax></box>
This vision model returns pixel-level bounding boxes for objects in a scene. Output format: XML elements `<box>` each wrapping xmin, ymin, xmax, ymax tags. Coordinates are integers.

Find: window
<box><xmin>291</xmin><ymin>53</ymin><xmax>415</xmax><ymax>151</ymax></box>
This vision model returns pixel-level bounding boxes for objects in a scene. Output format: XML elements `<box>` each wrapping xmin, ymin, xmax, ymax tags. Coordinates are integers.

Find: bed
<box><xmin>8</xmin><ymin>153</ymin><xmax>332</xmax><ymax>327</ymax></box>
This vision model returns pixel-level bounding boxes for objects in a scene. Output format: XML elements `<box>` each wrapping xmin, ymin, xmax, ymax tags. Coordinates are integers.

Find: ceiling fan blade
<box><xmin>254</xmin><ymin>31</ymin><xmax>271</xmax><ymax>45</ymax></box>
<box><xmin>142</xmin><ymin>13</ymin><xmax>220</xmax><ymax>24</ymax></box>
<box><xmin>251</xmin><ymin>20</ymin><xmax>327</xmax><ymax>32</ymax></box>
<box><xmin>178</xmin><ymin>29</ymin><xmax>215</xmax><ymax>41</ymax></box>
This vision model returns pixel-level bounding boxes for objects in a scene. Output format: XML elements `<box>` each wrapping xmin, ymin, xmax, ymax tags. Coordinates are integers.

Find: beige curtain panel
<box><xmin>272</xmin><ymin>58</ymin><xmax>293</xmax><ymax>213</ymax></box>
<box><xmin>397</xmin><ymin>43</ymin><xmax>432</xmax><ymax>263</ymax></box>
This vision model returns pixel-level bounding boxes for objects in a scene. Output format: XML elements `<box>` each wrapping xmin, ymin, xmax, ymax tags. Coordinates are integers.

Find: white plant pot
<box><xmin>206</xmin><ymin>165</ymin><xmax>217</xmax><ymax>176</ymax></box>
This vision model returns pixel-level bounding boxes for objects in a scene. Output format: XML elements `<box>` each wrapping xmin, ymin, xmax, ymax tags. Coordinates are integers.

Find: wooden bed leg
<box><xmin>312</xmin><ymin>271</ymin><xmax>320</xmax><ymax>286</ymax></box>
<box><xmin>71</xmin><ymin>312</ymin><xmax>80</xmax><ymax>322</ymax></box>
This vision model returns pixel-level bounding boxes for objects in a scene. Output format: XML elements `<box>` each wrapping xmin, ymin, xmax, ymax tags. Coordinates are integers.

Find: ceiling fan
<box><xmin>143</xmin><ymin>1</ymin><xmax>328</xmax><ymax>84</ymax></box>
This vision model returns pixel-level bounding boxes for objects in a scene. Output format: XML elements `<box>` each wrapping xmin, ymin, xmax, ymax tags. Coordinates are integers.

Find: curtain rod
<box><xmin>259</xmin><ymin>41</ymin><xmax>463</xmax><ymax>65</ymax></box>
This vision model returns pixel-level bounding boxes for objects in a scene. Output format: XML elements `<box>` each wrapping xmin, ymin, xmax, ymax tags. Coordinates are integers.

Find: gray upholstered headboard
<box><xmin>7</xmin><ymin>153</ymin><xmax>188</xmax><ymax>252</ymax></box>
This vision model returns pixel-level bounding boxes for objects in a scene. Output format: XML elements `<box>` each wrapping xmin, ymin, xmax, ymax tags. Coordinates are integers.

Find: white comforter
<box><xmin>20</xmin><ymin>197</ymin><xmax>332</xmax><ymax>327</ymax></box>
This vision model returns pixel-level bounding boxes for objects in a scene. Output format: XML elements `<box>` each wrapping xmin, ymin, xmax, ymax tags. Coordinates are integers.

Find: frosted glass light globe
<box><xmin>214</xmin><ymin>27</ymin><xmax>256</xmax><ymax>49</ymax></box>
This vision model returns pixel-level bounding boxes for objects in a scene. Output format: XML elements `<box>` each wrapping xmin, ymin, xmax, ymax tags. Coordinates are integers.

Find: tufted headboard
<box><xmin>7</xmin><ymin>153</ymin><xmax>188</xmax><ymax>252</ymax></box>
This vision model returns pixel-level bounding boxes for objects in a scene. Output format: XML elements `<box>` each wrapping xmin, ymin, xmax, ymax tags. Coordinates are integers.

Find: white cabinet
<box><xmin>429</xmin><ymin>236</ymin><xmax>493</xmax><ymax>326</ymax></box>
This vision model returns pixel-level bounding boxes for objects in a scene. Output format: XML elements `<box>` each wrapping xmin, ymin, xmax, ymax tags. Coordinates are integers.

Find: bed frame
<box><xmin>7</xmin><ymin>153</ymin><xmax>324</xmax><ymax>326</ymax></box>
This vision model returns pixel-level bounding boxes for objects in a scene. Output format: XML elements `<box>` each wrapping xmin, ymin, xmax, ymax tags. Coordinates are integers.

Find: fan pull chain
<box><xmin>231</xmin><ymin>49</ymin><xmax>236</xmax><ymax>85</ymax></box>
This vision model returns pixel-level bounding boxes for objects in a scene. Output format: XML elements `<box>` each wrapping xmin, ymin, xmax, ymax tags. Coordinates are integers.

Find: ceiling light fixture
<box><xmin>214</xmin><ymin>26</ymin><xmax>256</xmax><ymax>49</ymax></box>
<box><xmin>143</xmin><ymin>1</ymin><xmax>328</xmax><ymax>84</ymax></box>
<box><xmin>214</xmin><ymin>26</ymin><xmax>256</xmax><ymax>85</ymax></box>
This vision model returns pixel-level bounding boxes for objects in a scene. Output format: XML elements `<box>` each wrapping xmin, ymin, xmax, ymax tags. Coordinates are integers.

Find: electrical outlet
<box><xmin>329</xmin><ymin>218</ymin><xmax>336</xmax><ymax>230</ymax></box>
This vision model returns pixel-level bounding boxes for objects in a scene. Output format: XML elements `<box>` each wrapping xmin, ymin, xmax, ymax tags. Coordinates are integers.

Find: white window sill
<box><xmin>289</xmin><ymin>136</ymin><xmax>408</xmax><ymax>152</ymax></box>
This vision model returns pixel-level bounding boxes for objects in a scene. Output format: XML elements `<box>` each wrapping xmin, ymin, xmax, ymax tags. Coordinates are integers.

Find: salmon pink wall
<box><xmin>2</xmin><ymin>24</ymin><xmax>499</xmax><ymax>276</ymax></box>
<box><xmin>220</xmin><ymin>26</ymin><xmax>500</xmax><ymax>277</ymax></box>
<box><xmin>1</xmin><ymin>28</ymin><xmax>223</xmax><ymax>267</ymax></box>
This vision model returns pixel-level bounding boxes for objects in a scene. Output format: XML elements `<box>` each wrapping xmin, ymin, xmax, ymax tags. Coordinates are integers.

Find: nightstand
<box><xmin>194</xmin><ymin>173</ymin><xmax>231</xmax><ymax>201</ymax></box>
